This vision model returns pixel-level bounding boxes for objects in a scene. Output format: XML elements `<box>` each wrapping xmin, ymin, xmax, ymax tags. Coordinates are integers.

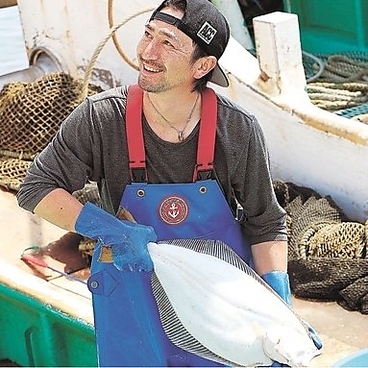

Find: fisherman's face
<box><xmin>136</xmin><ymin>7</ymin><xmax>198</xmax><ymax>92</ymax></box>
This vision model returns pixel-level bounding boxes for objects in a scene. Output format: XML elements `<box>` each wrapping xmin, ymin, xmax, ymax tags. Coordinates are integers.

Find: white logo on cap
<box><xmin>197</xmin><ymin>21</ymin><xmax>217</xmax><ymax>44</ymax></box>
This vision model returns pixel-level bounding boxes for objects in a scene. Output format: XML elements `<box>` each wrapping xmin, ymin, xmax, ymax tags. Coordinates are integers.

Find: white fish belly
<box><xmin>148</xmin><ymin>242</ymin><xmax>319</xmax><ymax>367</ymax></box>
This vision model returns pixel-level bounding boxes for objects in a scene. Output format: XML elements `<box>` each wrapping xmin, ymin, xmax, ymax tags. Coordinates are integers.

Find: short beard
<box><xmin>137</xmin><ymin>76</ymin><xmax>169</xmax><ymax>93</ymax></box>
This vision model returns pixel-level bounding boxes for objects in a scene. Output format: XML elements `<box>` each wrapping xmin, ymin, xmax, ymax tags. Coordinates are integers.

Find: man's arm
<box><xmin>33</xmin><ymin>188</ymin><xmax>83</xmax><ymax>232</ymax></box>
<box><xmin>34</xmin><ymin>191</ymin><xmax>156</xmax><ymax>272</ymax></box>
<box><xmin>251</xmin><ymin>240</ymin><xmax>291</xmax><ymax>305</ymax></box>
<box><xmin>251</xmin><ymin>240</ymin><xmax>288</xmax><ymax>276</ymax></box>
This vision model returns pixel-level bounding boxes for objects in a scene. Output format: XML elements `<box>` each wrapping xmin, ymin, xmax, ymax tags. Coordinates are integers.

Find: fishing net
<box><xmin>0</xmin><ymin>72</ymin><xmax>102</xmax><ymax>191</ymax></box>
<box><xmin>0</xmin><ymin>157</ymin><xmax>32</xmax><ymax>192</ymax></box>
<box><xmin>273</xmin><ymin>180</ymin><xmax>368</xmax><ymax>314</ymax></box>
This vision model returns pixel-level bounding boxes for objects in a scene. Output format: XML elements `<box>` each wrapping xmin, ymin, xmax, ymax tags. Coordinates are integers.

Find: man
<box><xmin>17</xmin><ymin>0</ymin><xmax>317</xmax><ymax>366</ymax></box>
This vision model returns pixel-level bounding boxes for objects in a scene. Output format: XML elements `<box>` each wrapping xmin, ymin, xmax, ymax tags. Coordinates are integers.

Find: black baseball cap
<box><xmin>150</xmin><ymin>0</ymin><xmax>230</xmax><ymax>87</ymax></box>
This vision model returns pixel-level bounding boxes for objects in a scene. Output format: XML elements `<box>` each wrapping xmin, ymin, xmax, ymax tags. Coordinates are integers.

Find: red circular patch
<box><xmin>159</xmin><ymin>196</ymin><xmax>189</xmax><ymax>225</ymax></box>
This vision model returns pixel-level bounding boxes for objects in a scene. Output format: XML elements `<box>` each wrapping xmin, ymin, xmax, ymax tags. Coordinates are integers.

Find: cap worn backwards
<box><xmin>150</xmin><ymin>0</ymin><xmax>230</xmax><ymax>87</ymax></box>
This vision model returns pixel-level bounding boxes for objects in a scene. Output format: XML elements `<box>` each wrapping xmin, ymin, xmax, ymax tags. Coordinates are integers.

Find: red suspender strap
<box><xmin>125</xmin><ymin>85</ymin><xmax>218</xmax><ymax>182</ymax></box>
<box><xmin>126</xmin><ymin>85</ymin><xmax>147</xmax><ymax>182</ymax></box>
<box><xmin>193</xmin><ymin>87</ymin><xmax>218</xmax><ymax>181</ymax></box>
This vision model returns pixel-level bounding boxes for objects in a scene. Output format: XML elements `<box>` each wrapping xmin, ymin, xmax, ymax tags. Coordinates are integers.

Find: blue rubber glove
<box><xmin>261</xmin><ymin>270</ymin><xmax>292</xmax><ymax>306</ymax></box>
<box><xmin>262</xmin><ymin>271</ymin><xmax>293</xmax><ymax>367</ymax></box>
<box><xmin>262</xmin><ymin>271</ymin><xmax>323</xmax><ymax>355</ymax></box>
<box><xmin>75</xmin><ymin>202</ymin><xmax>157</xmax><ymax>272</ymax></box>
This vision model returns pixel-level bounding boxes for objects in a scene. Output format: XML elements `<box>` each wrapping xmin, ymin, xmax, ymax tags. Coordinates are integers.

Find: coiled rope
<box><xmin>304</xmin><ymin>53</ymin><xmax>368</xmax><ymax>113</ymax></box>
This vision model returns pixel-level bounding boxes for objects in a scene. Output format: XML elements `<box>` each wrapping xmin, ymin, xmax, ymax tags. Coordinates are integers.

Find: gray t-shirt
<box><xmin>17</xmin><ymin>86</ymin><xmax>287</xmax><ymax>245</ymax></box>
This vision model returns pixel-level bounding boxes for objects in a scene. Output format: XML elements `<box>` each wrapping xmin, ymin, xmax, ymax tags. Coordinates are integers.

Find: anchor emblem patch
<box><xmin>159</xmin><ymin>195</ymin><xmax>189</xmax><ymax>225</ymax></box>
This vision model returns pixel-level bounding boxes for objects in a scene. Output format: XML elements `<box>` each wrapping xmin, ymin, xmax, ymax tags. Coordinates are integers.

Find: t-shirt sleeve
<box><xmin>232</xmin><ymin>115</ymin><xmax>287</xmax><ymax>244</ymax></box>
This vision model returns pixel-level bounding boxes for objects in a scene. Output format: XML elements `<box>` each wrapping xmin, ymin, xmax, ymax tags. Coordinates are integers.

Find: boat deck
<box><xmin>1</xmin><ymin>187</ymin><xmax>367</xmax><ymax>367</ymax></box>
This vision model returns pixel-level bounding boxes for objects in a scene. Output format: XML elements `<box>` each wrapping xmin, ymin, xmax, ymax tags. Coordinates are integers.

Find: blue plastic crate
<box><xmin>333</xmin><ymin>349</ymin><xmax>368</xmax><ymax>367</ymax></box>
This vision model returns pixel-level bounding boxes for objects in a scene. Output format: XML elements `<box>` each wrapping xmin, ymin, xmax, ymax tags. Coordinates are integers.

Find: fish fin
<box><xmin>151</xmin><ymin>271</ymin><xmax>237</xmax><ymax>366</ymax></box>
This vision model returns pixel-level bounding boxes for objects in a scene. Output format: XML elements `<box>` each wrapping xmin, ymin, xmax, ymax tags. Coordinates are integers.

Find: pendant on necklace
<box><xmin>146</xmin><ymin>91</ymin><xmax>199</xmax><ymax>143</ymax></box>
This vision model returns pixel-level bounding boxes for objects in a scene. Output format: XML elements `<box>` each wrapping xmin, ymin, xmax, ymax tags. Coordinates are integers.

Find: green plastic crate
<box><xmin>284</xmin><ymin>0</ymin><xmax>368</xmax><ymax>54</ymax></box>
<box><xmin>0</xmin><ymin>283</ymin><xmax>97</xmax><ymax>367</ymax></box>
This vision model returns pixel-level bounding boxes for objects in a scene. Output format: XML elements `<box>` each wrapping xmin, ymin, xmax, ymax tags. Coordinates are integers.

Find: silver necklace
<box><xmin>147</xmin><ymin>92</ymin><xmax>199</xmax><ymax>142</ymax></box>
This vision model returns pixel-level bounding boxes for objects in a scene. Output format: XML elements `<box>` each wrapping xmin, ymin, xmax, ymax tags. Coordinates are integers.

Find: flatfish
<box><xmin>148</xmin><ymin>239</ymin><xmax>321</xmax><ymax>367</ymax></box>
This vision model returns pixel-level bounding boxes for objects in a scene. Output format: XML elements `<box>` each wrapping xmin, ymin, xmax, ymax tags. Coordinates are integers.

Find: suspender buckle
<box><xmin>193</xmin><ymin>162</ymin><xmax>214</xmax><ymax>181</ymax></box>
<box><xmin>130</xmin><ymin>167</ymin><xmax>147</xmax><ymax>182</ymax></box>
<box><xmin>197</xmin><ymin>169</ymin><xmax>213</xmax><ymax>181</ymax></box>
